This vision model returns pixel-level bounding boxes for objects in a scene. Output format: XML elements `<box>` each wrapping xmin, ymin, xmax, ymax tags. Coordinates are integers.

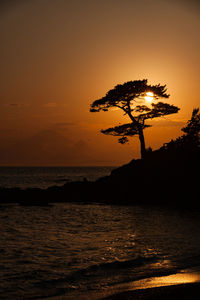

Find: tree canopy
<box><xmin>182</xmin><ymin>108</ymin><xmax>200</xmax><ymax>140</ymax></box>
<box><xmin>90</xmin><ymin>79</ymin><xmax>180</xmax><ymax>158</ymax></box>
<box><xmin>161</xmin><ymin>108</ymin><xmax>200</xmax><ymax>152</ymax></box>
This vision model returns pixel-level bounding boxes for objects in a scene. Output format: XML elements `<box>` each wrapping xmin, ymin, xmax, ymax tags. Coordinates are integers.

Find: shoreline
<box><xmin>43</xmin><ymin>283</ymin><xmax>200</xmax><ymax>300</ymax></box>
<box><xmin>0</xmin><ymin>148</ymin><xmax>200</xmax><ymax>207</ymax></box>
<box><xmin>100</xmin><ymin>268</ymin><xmax>200</xmax><ymax>299</ymax></box>
<box><xmin>44</xmin><ymin>268</ymin><xmax>200</xmax><ymax>300</ymax></box>
<box><xmin>100</xmin><ymin>282</ymin><xmax>200</xmax><ymax>300</ymax></box>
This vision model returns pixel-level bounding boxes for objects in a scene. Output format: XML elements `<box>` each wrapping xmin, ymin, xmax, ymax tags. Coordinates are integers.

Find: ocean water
<box><xmin>0</xmin><ymin>166</ymin><xmax>115</xmax><ymax>189</ymax></box>
<box><xmin>0</xmin><ymin>203</ymin><xmax>200</xmax><ymax>299</ymax></box>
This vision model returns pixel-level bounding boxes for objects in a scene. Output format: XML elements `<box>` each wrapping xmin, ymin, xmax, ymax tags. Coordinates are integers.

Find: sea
<box><xmin>0</xmin><ymin>167</ymin><xmax>200</xmax><ymax>299</ymax></box>
<box><xmin>0</xmin><ymin>166</ymin><xmax>115</xmax><ymax>190</ymax></box>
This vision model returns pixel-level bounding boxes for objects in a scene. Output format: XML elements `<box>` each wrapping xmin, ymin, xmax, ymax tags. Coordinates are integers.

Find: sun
<box><xmin>144</xmin><ymin>92</ymin><xmax>154</xmax><ymax>103</ymax></box>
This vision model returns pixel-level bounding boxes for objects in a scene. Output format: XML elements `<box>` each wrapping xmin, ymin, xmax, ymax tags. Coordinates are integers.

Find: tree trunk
<box><xmin>139</xmin><ymin>128</ymin><xmax>146</xmax><ymax>159</ymax></box>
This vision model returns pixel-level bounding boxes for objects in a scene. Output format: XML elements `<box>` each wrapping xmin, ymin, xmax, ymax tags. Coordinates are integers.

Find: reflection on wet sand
<box><xmin>98</xmin><ymin>269</ymin><xmax>200</xmax><ymax>300</ymax></box>
<box><xmin>130</xmin><ymin>269</ymin><xmax>200</xmax><ymax>291</ymax></box>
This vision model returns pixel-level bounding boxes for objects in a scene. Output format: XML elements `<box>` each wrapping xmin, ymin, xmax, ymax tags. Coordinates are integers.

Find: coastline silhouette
<box><xmin>0</xmin><ymin>106</ymin><xmax>199</xmax><ymax>207</ymax></box>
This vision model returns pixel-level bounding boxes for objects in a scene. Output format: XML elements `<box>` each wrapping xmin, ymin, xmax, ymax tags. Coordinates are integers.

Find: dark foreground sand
<box><xmin>46</xmin><ymin>282</ymin><xmax>200</xmax><ymax>300</ymax></box>
<box><xmin>46</xmin><ymin>270</ymin><xmax>200</xmax><ymax>299</ymax></box>
<box><xmin>100</xmin><ymin>282</ymin><xmax>200</xmax><ymax>300</ymax></box>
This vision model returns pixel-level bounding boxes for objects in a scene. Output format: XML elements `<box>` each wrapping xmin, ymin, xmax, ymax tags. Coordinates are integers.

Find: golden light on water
<box><xmin>144</xmin><ymin>92</ymin><xmax>154</xmax><ymax>103</ymax></box>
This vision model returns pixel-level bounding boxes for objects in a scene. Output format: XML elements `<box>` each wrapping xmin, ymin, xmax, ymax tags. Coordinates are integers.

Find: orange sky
<box><xmin>0</xmin><ymin>0</ymin><xmax>200</xmax><ymax>166</ymax></box>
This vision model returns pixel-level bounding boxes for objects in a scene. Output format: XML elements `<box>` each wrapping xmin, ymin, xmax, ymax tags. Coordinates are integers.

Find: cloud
<box><xmin>9</xmin><ymin>103</ymin><xmax>18</xmax><ymax>106</ymax></box>
<box><xmin>5</xmin><ymin>103</ymin><xmax>30</xmax><ymax>107</ymax></box>
<box><xmin>43</xmin><ymin>102</ymin><xmax>57</xmax><ymax>108</ymax></box>
<box><xmin>50</xmin><ymin>122</ymin><xmax>76</xmax><ymax>132</ymax></box>
<box><xmin>54</xmin><ymin>122</ymin><xmax>76</xmax><ymax>127</ymax></box>
<box><xmin>148</xmin><ymin>119</ymin><xmax>186</xmax><ymax>128</ymax></box>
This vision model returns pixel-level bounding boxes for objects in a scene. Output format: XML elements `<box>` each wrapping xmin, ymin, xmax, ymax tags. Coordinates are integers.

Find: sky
<box><xmin>0</xmin><ymin>0</ymin><xmax>200</xmax><ymax>166</ymax></box>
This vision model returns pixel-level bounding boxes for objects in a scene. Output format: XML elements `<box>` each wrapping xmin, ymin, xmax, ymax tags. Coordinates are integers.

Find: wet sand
<box><xmin>45</xmin><ymin>282</ymin><xmax>200</xmax><ymax>300</ymax></box>
<box><xmin>46</xmin><ymin>270</ymin><xmax>200</xmax><ymax>299</ymax></box>
<box><xmin>100</xmin><ymin>282</ymin><xmax>200</xmax><ymax>300</ymax></box>
<box><xmin>100</xmin><ymin>270</ymin><xmax>200</xmax><ymax>300</ymax></box>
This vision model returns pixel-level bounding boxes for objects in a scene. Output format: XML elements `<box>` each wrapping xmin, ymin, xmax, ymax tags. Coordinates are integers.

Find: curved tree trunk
<box><xmin>139</xmin><ymin>128</ymin><xmax>146</xmax><ymax>159</ymax></box>
<box><xmin>127</xmin><ymin>110</ymin><xmax>146</xmax><ymax>159</ymax></box>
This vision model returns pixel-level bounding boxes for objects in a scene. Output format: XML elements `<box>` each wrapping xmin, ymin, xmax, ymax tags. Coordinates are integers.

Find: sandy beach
<box><xmin>100</xmin><ymin>269</ymin><xmax>200</xmax><ymax>300</ymax></box>
<box><xmin>44</xmin><ymin>282</ymin><xmax>200</xmax><ymax>300</ymax></box>
<box><xmin>100</xmin><ymin>282</ymin><xmax>200</xmax><ymax>300</ymax></box>
<box><xmin>45</xmin><ymin>269</ymin><xmax>200</xmax><ymax>300</ymax></box>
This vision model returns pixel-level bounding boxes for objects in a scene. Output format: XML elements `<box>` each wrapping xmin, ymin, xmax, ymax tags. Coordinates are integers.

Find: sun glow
<box><xmin>144</xmin><ymin>92</ymin><xmax>154</xmax><ymax>103</ymax></box>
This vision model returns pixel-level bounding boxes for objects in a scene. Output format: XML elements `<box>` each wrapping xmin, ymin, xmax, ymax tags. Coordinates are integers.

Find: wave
<box><xmin>75</xmin><ymin>255</ymin><xmax>159</xmax><ymax>274</ymax></box>
<box><xmin>10</xmin><ymin>255</ymin><xmax>200</xmax><ymax>300</ymax></box>
<box><xmin>31</xmin><ymin>255</ymin><xmax>160</xmax><ymax>290</ymax></box>
<box><xmin>174</xmin><ymin>254</ymin><xmax>200</xmax><ymax>270</ymax></box>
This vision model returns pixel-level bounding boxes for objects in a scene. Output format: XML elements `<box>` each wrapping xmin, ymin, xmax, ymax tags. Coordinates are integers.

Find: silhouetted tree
<box><xmin>182</xmin><ymin>108</ymin><xmax>200</xmax><ymax>146</ymax></box>
<box><xmin>90</xmin><ymin>79</ymin><xmax>179</xmax><ymax>158</ymax></box>
<box><xmin>160</xmin><ymin>108</ymin><xmax>200</xmax><ymax>153</ymax></box>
